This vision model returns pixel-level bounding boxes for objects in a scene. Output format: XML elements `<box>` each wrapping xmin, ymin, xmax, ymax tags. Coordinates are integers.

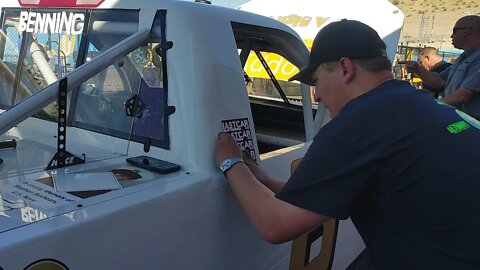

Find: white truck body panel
<box><xmin>0</xmin><ymin>0</ymin><xmax>402</xmax><ymax>269</ymax></box>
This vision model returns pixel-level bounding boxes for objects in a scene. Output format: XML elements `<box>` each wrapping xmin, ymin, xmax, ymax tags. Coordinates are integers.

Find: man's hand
<box><xmin>401</xmin><ymin>61</ymin><xmax>446</xmax><ymax>88</ymax></box>
<box><xmin>401</xmin><ymin>61</ymin><xmax>420</xmax><ymax>73</ymax></box>
<box><xmin>443</xmin><ymin>87</ymin><xmax>475</xmax><ymax>106</ymax></box>
<box><xmin>215</xmin><ymin>133</ymin><xmax>242</xmax><ymax>167</ymax></box>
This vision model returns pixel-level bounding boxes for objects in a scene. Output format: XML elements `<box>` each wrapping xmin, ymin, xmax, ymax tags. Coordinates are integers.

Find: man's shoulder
<box><xmin>431</xmin><ymin>61</ymin><xmax>451</xmax><ymax>73</ymax></box>
<box><xmin>347</xmin><ymin>80</ymin><xmax>414</xmax><ymax>109</ymax></box>
<box><xmin>326</xmin><ymin>80</ymin><xmax>416</xmax><ymax>131</ymax></box>
<box><xmin>341</xmin><ymin>80</ymin><xmax>444</xmax><ymax>127</ymax></box>
<box><xmin>465</xmin><ymin>44</ymin><xmax>480</xmax><ymax>60</ymax></box>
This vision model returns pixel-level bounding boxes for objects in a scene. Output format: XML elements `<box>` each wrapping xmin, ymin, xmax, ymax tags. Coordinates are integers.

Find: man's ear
<box><xmin>338</xmin><ymin>57</ymin><xmax>354</xmax><ymax>83</ymax></box>
<box><xmin>465</xmin><ymin>28</ymin><xmax>472</xmax><ymax>36</ymax></box>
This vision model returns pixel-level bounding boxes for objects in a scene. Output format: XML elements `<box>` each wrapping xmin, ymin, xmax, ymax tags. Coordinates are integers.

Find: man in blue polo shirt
<box><xmin>215</xmin><ymin>20</ymin><xmax>480</xmax><ymax>269</ymax></box>
<box><xmin>406</xmin><ymin>15</ymin><xmax>480</xmax><ymax>119</ymax></box>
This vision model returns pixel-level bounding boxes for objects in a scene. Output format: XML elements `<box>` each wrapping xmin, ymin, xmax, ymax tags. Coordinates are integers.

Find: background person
<box><xmin>392</xmin><ymin>53</ymin><xmax>407</xmax><ymax>80</ymax></box>
<box><xmin>215</xmin><ymin>20</ymin><xmax>480</xmax><ymax>270</ymax></box>
<box><xmin>417</xmin><ymin>47</ymin><xmax>451</xmax><ymax>97</ymax></box>
<box><xmin>405</xmin><ymin>15</ymin><xmax>480</xmax><ymax>119</ymax></box>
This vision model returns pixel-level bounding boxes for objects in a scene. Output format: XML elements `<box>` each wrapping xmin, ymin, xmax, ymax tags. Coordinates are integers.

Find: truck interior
<box><xmin>0</xmin><ymin>7</ymin><xmax>175</xmax><ymax>179</ymax></box>
<box><xmin>0</xmin><ymin>8</ymin><xmax>171</xmax><ymax>149</ymax></box>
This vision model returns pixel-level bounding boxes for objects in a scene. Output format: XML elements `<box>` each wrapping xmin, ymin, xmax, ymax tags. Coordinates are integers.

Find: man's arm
<box><xmin>404</xmin><ymin>61</ymin><xmax>446</xmax><ymax>89</ymax></box>
<box><xmin>442</xmin><ymin>87</ymin><xmax>475</xmax><ymax>106</ymax></box>
<box><xmin>444</xmin><ymin>56</ymin><xmax>480</xmax><ymax>106</ymax></box>
<box><xmin>226</xmin><ymin>163</ymin><xmax>329</xmax><ymax>244</ymax></box>
<box><xmin>215</xmin><ymin>133</ymin><xmax>329</xmax><ymax>244</ymax></box>
<box><xmin>242</xmin><ymin>151</ymin><xmax>285</xmax><ymax>193</ymax></box>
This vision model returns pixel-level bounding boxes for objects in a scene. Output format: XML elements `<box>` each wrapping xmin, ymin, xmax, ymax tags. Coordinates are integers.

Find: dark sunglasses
<box><xmin>453</xmin><ymin>27</ymin><xmax>472</xmax><ymax>34</ymax></box>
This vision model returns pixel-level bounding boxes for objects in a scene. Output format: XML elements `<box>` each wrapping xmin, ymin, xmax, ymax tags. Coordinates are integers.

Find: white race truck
<box><xmin>0</xmin><ymin>0</ymin><xmax>403</xmax><ymax>269</ymax></box>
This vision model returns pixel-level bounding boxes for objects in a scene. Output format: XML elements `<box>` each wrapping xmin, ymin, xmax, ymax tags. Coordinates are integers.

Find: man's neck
<box><xmin>462</xmin><ymin>42</ymin><xmax>480</xmax><ymax>53</ymax></box>
<box><xmin>351</xmin><ymin>70</ymin><xmax>394</xmax><ymax>99</ymax></box>
<box><xmin>430</xmin><ymin>60</ymin><xmax>446</xmax><ymax>70</ymax></box>
<box><xmin>430</xmin><ymin>60</ymin><xmax>443</xmax><ymax>69</ymax></box>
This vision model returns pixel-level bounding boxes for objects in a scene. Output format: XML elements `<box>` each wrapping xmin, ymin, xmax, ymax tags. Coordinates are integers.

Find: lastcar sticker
<box><xmin>222</xmin><ymin>118</ymin><xmax>256</xmax><ymax>160</ymax></box>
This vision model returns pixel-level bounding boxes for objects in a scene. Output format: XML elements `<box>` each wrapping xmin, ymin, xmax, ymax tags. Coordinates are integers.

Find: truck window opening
<box><xmin>232</xmin><ymin>22</ymin><xmax>312</xmax><ymax>154</ymax></box>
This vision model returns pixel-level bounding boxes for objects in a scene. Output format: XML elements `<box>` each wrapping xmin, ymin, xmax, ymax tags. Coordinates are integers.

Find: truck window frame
<box><xmin>232</xmin><ymin>22</ymin><xmax>314</xmax><ymax>154</ymax></box>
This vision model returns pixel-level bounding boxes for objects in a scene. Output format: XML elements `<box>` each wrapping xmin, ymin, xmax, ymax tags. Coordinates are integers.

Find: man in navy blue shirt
<box><xmin>417</xmin><ymin>46</ymin><xmax>451</xmax><ymax>97</ymax></box>
<box><xmin>215</xmin><ymin>20</ymin><xmax>480</xmax><ymax>270</ymax></box>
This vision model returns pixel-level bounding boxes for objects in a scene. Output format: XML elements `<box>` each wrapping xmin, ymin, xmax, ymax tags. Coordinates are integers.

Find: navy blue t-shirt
<box><xmin>276</xmin><ymin>80</ymin><xmax>480</xmax><ymax>270</ymax></box>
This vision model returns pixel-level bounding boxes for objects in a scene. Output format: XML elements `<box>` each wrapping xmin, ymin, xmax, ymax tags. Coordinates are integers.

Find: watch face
<box><xmin>221</xmin><ymin>160</ymin><xmax>232</xmax><ymax>171</ymax></box>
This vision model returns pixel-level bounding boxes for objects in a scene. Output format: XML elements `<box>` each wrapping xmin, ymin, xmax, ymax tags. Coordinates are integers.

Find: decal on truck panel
<box><xmin>24</xmin><ymin>259</ymin><xmax>69</xmax><ymax>270</ymax></box>
<box><xmin>273</xmin><ymin>15</ymin><xmax>329</xmax><ymax>28</ymax></box>
<box><xmin>36</xmin><ymin>167</ymin><xmax>149</xmax><ymax>199</ymax></box>
<box><xmin>2</xmin><ymin>180</ymin><xmax>77</xmax><ymax>210</ymax></box>
<box><xmin>222</xmin><ymin>118</ymin><xmax>256</xmax><ymax>161</ymax></box>
<box><xmin>18</xmin><ymin>11</ymin><xmax>85</xmax><ymax>35</ymax></box>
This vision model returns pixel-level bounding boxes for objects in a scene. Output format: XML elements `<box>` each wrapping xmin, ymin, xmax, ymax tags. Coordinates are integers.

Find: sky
<box><xmin>211</xmin><ymin>0</ymin><xmax>248</xmax><ymax>8</ymax></box>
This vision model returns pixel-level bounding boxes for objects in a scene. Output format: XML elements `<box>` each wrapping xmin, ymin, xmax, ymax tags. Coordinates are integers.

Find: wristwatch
<box><xmin>219</xmin><ymin>157</ymin><xmax>244</xmax><ymax>175</ymax></box>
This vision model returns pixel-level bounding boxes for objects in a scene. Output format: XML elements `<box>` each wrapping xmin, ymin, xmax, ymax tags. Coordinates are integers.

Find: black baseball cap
<box><xmin>289</xmin><ymin>19</ymin><xmax>388</xmax><ymax>86</ymax></box>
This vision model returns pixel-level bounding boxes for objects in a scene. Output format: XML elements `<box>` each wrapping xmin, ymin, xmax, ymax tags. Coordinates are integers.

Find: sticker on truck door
<box><xmin>222</xmin><ymin>118</ymin><xmax>256</xmax><ymax>160</ymax></box>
